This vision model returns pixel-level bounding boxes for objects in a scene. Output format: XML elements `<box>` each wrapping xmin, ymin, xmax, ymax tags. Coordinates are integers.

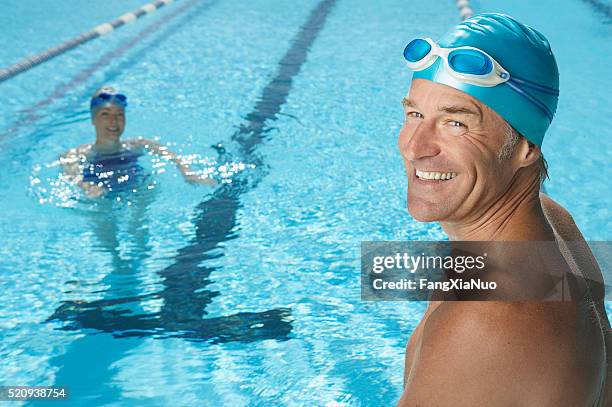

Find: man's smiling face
<box><xmin>398</xmin><ymin>79</ymin><xmax>520</xmax><ymax>223</ymax></box>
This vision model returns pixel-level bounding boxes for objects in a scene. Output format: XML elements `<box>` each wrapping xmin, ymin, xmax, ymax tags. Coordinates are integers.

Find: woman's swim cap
<box><xmin>411</xmin><ymin>13</ymin><xmax>559</xmax><ymax>146</ymax></box>
<box><xmin>90</xmin><ymin>86</ymin><xmax>127</xmax><ymax>117</ymax></box>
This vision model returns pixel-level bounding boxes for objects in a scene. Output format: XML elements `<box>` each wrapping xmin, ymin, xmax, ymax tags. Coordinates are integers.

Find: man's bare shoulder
<box><xmin>422</xmin><ymin>302</ymin><xmax>584</xmax><ymax>363</ymax></box>
<box><xmin>541</xmin><ymin>193</ymin><xmax>609</xmax><ymax>326</ymax></box>
<box><xmin>399</xmin><ymin>302</ymin><xmax>603</xmax><ymax>407</ymax></box>
<box><xmin>540</xmin><ymin>192</ymin><xmax>583</xmax><ymax>241</ymax></box>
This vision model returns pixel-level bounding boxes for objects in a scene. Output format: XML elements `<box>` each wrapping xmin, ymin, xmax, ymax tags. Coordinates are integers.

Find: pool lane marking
<box><xmin>0</xmin><ymin>0</ymin><xmax>201</xmax><ymax>142</ymax></box>
<box><xmin>0</xmin><ymin>0</ymin><xmax>175</xmax><ymax>83</ymax></box>
<box><xmin>233</xmin><ymin>0</ymin><xmax>339</xmax><ymax>154</ymax></box>
<box><xmin>581</xmin><ymin>0</ymin><xmax>612</xmax><ymax>20</ymax></box>
<box><xmin>50</xmin><ymin>0</ymin><xmax>339</xmax><ymax>343</ymax></box>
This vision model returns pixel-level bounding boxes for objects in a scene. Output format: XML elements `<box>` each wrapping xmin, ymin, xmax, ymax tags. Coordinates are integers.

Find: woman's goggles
<box><xmin>90</xmin><ymin>92</ymin><xmax>128</xmax><ymax>110</ymax></box>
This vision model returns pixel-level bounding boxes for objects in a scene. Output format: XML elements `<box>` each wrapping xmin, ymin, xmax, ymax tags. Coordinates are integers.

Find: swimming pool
<box><xmin>0</xmin><ymin>0</ymin><xmax>610</xmax><ymax>405</ymax></box>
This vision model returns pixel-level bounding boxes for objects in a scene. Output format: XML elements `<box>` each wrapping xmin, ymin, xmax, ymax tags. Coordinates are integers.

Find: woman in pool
<box><xmin>60</xmin><ymin>86</ymin><xmax>215</xmax><ymax>197</ymax></box>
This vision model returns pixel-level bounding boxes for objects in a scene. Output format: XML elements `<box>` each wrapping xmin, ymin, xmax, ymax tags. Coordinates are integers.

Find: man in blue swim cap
<box><xmin>396</xmin><ymin>13</ymin><xmax>609</xmax><ymax>406</ymax></box>
<box><xmin>61</xmin><ymin>86</ymin><xmax>215</xmax><ymax>197</ymax></box>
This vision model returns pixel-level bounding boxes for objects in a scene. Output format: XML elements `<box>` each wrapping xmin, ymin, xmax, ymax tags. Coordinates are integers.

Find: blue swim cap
<box><xmin>90</xmin><ymin>86</ymin><xmax>127</xmax><ymax>118</ymax></box>
<box><xmin>411</xmin><ymin>13</ymin><xmax>559</xmax><ymax>146</ymax></box>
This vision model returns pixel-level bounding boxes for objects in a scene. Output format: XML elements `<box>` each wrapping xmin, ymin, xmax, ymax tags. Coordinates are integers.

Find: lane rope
<box><xmin>0</xmin><ymin>0</ymin><xmax>175</xmax><ymax>83</ymax></box>
<box><xmin>456</xmin><ymin>0</ymin><xmax>474</xmax><ymax>20</ymax></box>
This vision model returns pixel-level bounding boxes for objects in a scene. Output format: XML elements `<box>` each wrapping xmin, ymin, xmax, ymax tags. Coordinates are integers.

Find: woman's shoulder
<box><xmin>73</xmin><ymin>143</ymin><xmax>92</xmax><ymax>153</ymax></box>
<box><xmin>121</xmin><ymin>138</ymin><xmax>148</xmax><ymax>153</ymax></box>
<box><xmin>123</xmin><ymin>137</ymin><xmax>160</xmax><ymax>148</ymax></box>
<box><xmin>61</xmin><ymin>143</ymin><xmax>92</xmax><ymax>160</ymax></box>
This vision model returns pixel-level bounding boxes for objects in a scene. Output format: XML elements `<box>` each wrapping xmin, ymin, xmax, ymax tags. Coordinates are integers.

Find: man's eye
<box><xmin>448</xmin><ymin>120</ymin><xmax>466</xmax><ymax>128</ymax></box>
<box><xmin>406</xmin><ymin>111</ymin><xmax>423</xmax><ymax>119</ymax></box>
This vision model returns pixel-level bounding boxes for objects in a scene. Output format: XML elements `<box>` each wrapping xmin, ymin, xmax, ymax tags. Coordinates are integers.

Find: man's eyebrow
<box><xmin>402</xmin><ymin>97</ymin><xmax>484</xmax><ymax>123</ymax></box>
<box><xmin>438</xmin><ymin>103</ymin><xmax>483</xmax><ymax>122</ymax></box>
<box><xmin>401</xmin><ymin>97</ymin><xmax>418</xmax><ymax>108</ymax></box>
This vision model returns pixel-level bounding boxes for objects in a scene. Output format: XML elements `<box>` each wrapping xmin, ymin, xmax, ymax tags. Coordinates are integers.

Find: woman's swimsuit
<box><xmin>82</xmin><ymin>149</ymin><xmax>145</xmax><ymax>194</ymax></box>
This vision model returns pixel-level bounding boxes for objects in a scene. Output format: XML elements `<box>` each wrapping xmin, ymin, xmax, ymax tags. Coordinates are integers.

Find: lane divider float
<box><xmin>456</xmin><ymin>0</ymin><xmax>474</xmax><ymax>20</ymax></box>
<box><xmin>0</xmin><ymin>0</ymin><xmax>175</xmax><ymax>83</ymax></box>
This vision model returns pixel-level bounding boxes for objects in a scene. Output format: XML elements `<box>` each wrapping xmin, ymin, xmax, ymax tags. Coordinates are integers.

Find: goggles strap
<box><xmin>407</xmin><ymin>39</ymin><xmax>557</xmax><ymax>122</ymax></box>
<box><xmin>506</xmin><ymin>80</ymin><xmax>554</xmax><ymax>122</ymax></box>
<box><xmin>510</xmin><ymin>75</ymin><xmax>559</xmax><ymax>95</ymax></box>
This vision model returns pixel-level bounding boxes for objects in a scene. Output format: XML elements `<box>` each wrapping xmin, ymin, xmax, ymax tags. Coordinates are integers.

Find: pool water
<box><xmin>0</xmin><ymin>0</ymin><xmax>610</xmax><ymax>405</ymax></box>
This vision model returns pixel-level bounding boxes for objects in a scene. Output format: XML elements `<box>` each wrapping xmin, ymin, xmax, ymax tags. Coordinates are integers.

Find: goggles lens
<box><xmin>98</xmin><ymin>93</ymin><xmax>127</xmax><ymax>103</ymax></box>
<box><xmin>403</xmin><ymin>38</ymin><xmax>510</xmax><ymax>87</ymax></box>
<box><xmin>448</xmin><ymin>49</ymin><xmax>493</xmax><ymax>75</ymax></box>
<box><xmin>403</xmin><ymin>38</ymin><xmax>558</xmax><ymax>125</ymax></box>
<box><xmin>403</xmin><ymin>39</ymin><xmax>432</xmax><ymax>62</ymax></box>
<box><xmin>91</xmin><ymin>93</ymin><xmax>127</xmax><ymax>109</ymax></box>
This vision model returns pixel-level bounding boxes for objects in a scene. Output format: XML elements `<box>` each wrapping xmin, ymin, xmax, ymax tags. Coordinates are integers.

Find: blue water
<box><xmin>0</xmin><ymin>0</ymin><xmax>610</xmax><ymax>405</ymax></box>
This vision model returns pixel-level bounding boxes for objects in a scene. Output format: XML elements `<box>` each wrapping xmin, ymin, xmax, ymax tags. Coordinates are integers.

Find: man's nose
<box><xmin>398</xmin><ymin>119</ymin><xmax>441</xmax><ymax>162</ymax></box>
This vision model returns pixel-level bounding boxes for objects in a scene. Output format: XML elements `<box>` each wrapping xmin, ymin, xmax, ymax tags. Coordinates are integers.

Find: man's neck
<box><xmin>441</xmin><ymin>178</ymin><xmax>555</xmax><ymax>241</ymax></box>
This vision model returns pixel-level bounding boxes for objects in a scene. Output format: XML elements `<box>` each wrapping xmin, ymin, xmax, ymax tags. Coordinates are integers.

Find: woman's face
<box><xmin>92</xmin><ymin>105</ymin><xmax>126</xmax><ymax>141</ymax></box>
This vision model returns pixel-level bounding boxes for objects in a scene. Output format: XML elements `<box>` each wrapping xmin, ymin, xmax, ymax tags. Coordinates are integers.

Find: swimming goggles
<box><xmin>403</xmin><ymin>38</ymin><xmax>558</xmax><ymax>120</ymax></box>
<box><xmin>90</xmin><ymin>92</ymin><xmax>128</xmax><ymax>109</ymax></box>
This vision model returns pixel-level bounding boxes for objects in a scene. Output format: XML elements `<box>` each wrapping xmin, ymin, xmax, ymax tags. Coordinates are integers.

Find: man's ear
<box><xmin>515</xmin><ymin>138</ymin><xmax>541</xmax><ymax>168</ymax></box>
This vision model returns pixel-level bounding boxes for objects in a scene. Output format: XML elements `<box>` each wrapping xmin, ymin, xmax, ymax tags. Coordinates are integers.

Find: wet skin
<box><xmin>396</xmin><ymin>79</ymin><xmax>609</xmax><ymax>406</ymax></box>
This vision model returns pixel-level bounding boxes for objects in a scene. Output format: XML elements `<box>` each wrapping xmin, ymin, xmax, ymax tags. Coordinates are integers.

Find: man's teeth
<box><xmin>416</xmin><ymin>169</ymin><xmax>457</xmax><ymax>180</ymax></box>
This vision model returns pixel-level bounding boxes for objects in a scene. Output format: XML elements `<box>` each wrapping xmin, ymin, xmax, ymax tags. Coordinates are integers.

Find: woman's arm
<box><xmin>59</xmin><ymin>144</ymin><xmax>90</xmax><ymax>176</ymax></box>
<box><xmin>135</xmin><ymin>138</ymin><xmax>216</xmax><ymax>185</ymax></box>
<box><xmin>59</xmin><ymin>144</ymin><xmax>106</xmax><ymax>197</ymax></box>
